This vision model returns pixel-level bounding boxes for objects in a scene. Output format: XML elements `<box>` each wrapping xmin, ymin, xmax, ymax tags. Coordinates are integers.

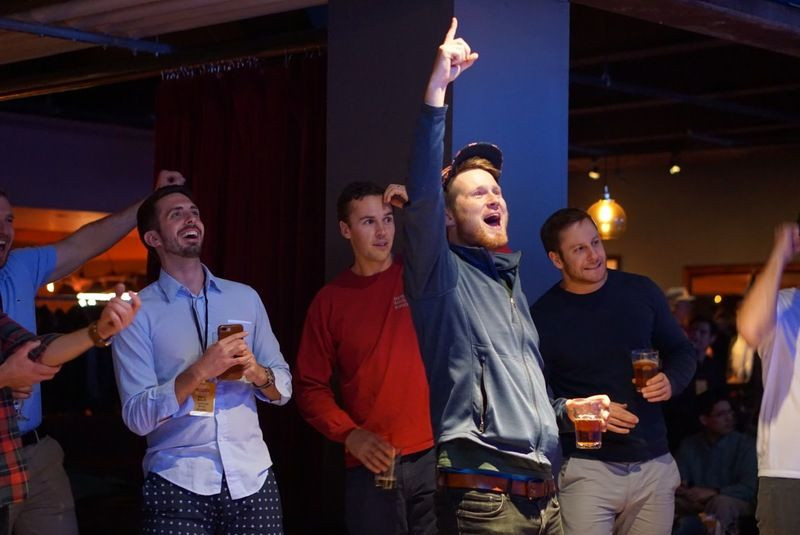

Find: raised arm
<box><xmin>38</xmin><ymin>284</ymin><xmax>140</xmax><ymax>366</ymax></box>
<box><xmin>424</xmin><ymin>18</ymin><xmax>478</xmax><ymax>107</ymax></box>
<box><xmin>50</xmin><ymin>170</ymin><xmax>185</xmax><ymax>280</ymax></box>
<box><xmin>738</xmin><ymin>223</ymin><xmax>800</xmax><ymax>348</ymax></box>
<box><xmin>403</xmin><ymin>19</ymin><xmax>478</xmax><ymax>299</ymax></box>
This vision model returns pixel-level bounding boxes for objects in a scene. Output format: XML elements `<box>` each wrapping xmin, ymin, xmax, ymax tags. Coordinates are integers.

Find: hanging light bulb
<box><xmin>587</xmin><ymin>185</ymin><xmax>627</xmax><ymax>240</ymax></box>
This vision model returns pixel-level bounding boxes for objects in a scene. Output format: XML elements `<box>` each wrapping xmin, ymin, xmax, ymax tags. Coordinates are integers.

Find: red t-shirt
<box><xmin>294</xmin><ymin>258</ymin><xmax>433</xmax><ymax>467</ymax></box>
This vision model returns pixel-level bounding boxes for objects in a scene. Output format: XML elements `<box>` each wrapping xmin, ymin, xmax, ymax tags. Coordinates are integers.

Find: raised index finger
<box><xmin>445</xmin><ymin>17</ymin><xmax>458</xmax><ymax>41</ymax></box>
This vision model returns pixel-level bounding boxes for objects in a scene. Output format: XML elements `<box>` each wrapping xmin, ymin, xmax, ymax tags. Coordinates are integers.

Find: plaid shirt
<box><xmin>0</xmin><ymin>313</ymin><xmax>57</xmax><ymax>507</ymax></box>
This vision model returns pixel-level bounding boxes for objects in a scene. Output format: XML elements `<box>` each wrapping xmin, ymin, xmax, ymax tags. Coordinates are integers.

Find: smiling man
<box><xmin>400</xmin><ymin>20</ymin><xmax>609</xmax><ymax>534</ymax></box>
<box><xmin>294</xmin><ymin>181</ymin><xmax>435</xmax><ymax>534</ymax></box>
<box><xmin>530</xmin><ymin>208</ymin><xmax>696</xmax><ymax>535</ymax></box>
<box><xmin>112</xmin><ymin>185</ymin><xmax>291</xmax><ymax>534</ymax></box>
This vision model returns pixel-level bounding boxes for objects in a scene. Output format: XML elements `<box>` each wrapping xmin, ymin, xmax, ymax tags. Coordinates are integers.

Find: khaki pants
<box><xmin>558</xmin><ymin>453</ymin><xmax>680</xmax><ymax>535</ymax></box>
<box><xmin>8</xmin><ymin>436</ymin><xmax>78</xmax><ymax>535</ymax></box>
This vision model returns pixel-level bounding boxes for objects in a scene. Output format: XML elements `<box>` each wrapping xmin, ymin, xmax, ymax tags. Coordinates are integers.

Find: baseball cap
<box><xmin>441</xmin><ymin>142</ymin><xmax>503</xmax><ymax>190</ymax></box>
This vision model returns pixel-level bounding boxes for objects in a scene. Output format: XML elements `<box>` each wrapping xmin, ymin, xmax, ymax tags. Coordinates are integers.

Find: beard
<box><xmin>453</xmin><ymin>213</ymin><xmax>509</xmax><ymax>250</ymax></box>
<box><xmin>163</xmin><ymin>238</ymin><xmax>202</xmax><ymax>258</ymax></box>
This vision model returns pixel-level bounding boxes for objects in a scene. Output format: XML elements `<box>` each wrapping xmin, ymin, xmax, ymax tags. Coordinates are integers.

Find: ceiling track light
<box><xmin>669</xmin><ymin>152</ymin><xmax>681</xmax><ymax>175</ymax></box>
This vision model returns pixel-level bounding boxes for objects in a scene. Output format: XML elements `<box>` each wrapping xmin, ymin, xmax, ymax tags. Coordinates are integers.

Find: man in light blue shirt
<box><xmin>0</xmin><ymin>170</ymin><xmax>184</xmax><ymax>535</ymax></box>
<box><xmin>112</xmin><ymin>185</ymin><xmax>290</xmax><ymax>534</ymax></box>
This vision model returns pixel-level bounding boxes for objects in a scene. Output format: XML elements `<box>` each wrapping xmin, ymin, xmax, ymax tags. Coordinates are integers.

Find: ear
<box><xmin>143</xmin><ymin>230</ymin><xmax>161</xmax><ymax>249</ymax></box>
<box><xmin>339</xmin><ymin>220</ymin><xmax>352</xmax><ymax>240</ymax></box>
<box><xmin>547</xmin><ymin>250</ymin><xmax>564</xmax><ymax>270</ymax></box>
<box><xmin>444</xmin><ymin>207</ymin><xmax>456</xmax><ymax>228</ymax></box>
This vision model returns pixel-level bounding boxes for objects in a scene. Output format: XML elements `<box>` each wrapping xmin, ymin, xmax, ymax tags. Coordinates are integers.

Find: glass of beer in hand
<box><xmin>573</xmin><ymin>401</ymin><xmax>603</xmax><ymax>450</ymax></box>
<box><xmin>632</xmin><ymin>349</ymin><xmax>660</xmax><ymax>392</ymax></box>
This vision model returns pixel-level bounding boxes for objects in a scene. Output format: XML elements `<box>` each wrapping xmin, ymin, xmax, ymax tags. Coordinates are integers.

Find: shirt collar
<box><xmin>157</xmin><ymin>265</ymin><xmax>222</xmax><ymax>303</ymax></box>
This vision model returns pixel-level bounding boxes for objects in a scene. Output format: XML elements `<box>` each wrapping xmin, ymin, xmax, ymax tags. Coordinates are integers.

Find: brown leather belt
<box><xmin>438</xmin><ymin>471</ymin><xmax>557</xmax><ymax>500</ymax></box>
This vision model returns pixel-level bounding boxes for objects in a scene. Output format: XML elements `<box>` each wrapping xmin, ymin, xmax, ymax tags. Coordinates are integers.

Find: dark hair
<box><xmin>136</xmin><ymin>185</ymin><xmax>196</xmax><ymax>249</ymax></box>
<box><xmin>0</xmin><ymin>189</ymin><xmax>9</xmax><ymax>202</ymax></box>
<box><xmin>444</xmin><ymin>157</ymin><xmax>500</xmax><ymax>207</ymax></box>
<box><xmin>337</xmin><ymin>181</ymin><xmax>385</xmax><ymax>223</ymax></box>
<box><xmin>697</xmin><ymin>389</ymin><xmax>730</xmax><ymax>417</ymax></box>
<box><xmin>540</xmin><ymin>208</ymin><xmax>596</xmax><ymax>255</ymax></box>
<box><xmin>689</xmin><ymin>315</ymin><xmax>718</xmax><ymax>336</ymax></box>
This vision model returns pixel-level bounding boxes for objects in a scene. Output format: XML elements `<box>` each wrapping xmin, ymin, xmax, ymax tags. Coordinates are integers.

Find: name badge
<box><xmin>190</xmin><ymin>380</ymin><xmax>216</xmax><ymax>417</ymax></box>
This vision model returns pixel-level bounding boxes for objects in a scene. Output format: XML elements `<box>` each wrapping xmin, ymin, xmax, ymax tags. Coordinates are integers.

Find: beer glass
<box><xmin>573</xmin><ymin>401</ymin><xmax>603</xmax><ymax>449</ymax></box>
<box><xmin>631</xmin><ymin>349</ymin><xmax>660</xmax><ymax>392</ymax></box>
<box><xmin>374</xmin><ymin>447</ymin><xmax>399</xmax><ymax>489</ymax></box>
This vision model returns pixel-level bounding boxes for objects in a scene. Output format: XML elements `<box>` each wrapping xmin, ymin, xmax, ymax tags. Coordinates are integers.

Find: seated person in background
<box><xmin>674</xmin><ymin>390</ymin><xmax>756</xmax><ymax>535</ymax></box>
<box><xmin>666</xmin><ymin>315</ymin><xmax>728</xmax><ymax>450</ymax></box>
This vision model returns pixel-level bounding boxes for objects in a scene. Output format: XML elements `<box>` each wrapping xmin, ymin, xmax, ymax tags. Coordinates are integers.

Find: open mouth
<box><xmin>179</xmin><ymin>227</ymin><xmax>200</xmax><ymax>240</ymax></box>
<box><xmin>0</xmin><ymin>237</ymin><xmax>7</xmax><ymax>254</ymax></box>
<box><xmin>483</xmin><ymin>214</ymin><xmax>502</xmax><ymax>227</ymax></box>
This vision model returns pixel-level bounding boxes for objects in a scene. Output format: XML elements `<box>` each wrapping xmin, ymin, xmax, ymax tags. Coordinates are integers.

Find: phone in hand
<box><xmin>217</xmin><ymin>324</ymin><xmax>245</xmax><ymax>381</ymax></box>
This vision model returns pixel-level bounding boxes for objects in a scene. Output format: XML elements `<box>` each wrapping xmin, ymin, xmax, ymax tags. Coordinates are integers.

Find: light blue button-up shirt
<box><xmin>112</xmin><ymin>266</ymin><xmax>291</xmax><ymax>500</ymax></box>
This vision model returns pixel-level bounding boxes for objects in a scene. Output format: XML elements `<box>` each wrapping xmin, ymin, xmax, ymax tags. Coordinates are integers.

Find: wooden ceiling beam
<box><xmin>572</xmin><ymin>0</ymin><xmax>800</xmax><ymax>58</ymax></box>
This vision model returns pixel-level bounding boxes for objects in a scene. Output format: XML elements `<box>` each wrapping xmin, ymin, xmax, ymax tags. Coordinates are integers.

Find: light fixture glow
<box><xmin>587</xmin><ymin>157</ymin><xmax>602</xmax><ymax>180</ymax></box>
<box><xmin>714</xmin><ymin>295</ymin><xmax>722</xmax><ymax>304</ymax></box>
<box><xmin>46</xmin><ymin>283</ymin><xmax>55</xmax><ymax>293</ymax></box>
<box><xmin>669</xmin><ymin>163</ymin><xmax>681</xmax><ymax>175</ymax></box>
<box><xmin>76</xmin><ymin>292</ymin><xmax>132</xmax><ymax>308</ymax></box>
<box><xmin>587</xmin><ymin>185</ymin><xmax>627</xmax><ymax>240</ymax></box>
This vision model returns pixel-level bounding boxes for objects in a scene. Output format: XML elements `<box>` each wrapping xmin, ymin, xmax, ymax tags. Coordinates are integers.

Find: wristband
<box><xmin>253</xmin><ymin>367</ymin><xmax>275</xmax><ymax>390</ymax></box>
<box><xmin>88</xmin><ymin>321</ymin><xmax>112</xmax><ymax>347</ymax></box>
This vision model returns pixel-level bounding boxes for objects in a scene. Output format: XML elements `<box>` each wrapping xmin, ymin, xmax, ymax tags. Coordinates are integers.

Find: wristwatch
<box><xmin>88</xmin><ymin>321</ymin><xmax>112</xmax><ymax>347</ymax></box>
<box><xmin>253</xmin><ymin>367</ymin><xmax>275</xmax><ymax>390</ymax></box>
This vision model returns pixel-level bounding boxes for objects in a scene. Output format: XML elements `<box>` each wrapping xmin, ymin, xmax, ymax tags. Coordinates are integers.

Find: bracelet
<box><xmin>253</xmin><ymin>367</ymin><xmax>275</xmax><ymax>389</ymax></box>
<box><xmin>87</xmin><ymin>321</ymin><xmax>112</xmax><ymax>348</ymax></box>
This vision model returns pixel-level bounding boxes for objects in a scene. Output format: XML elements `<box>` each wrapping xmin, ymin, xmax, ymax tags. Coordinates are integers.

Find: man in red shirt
<box><xmin>295</xmin><ymin>181</ymin><xmax>435</xmax><ymax>534</ymax></box>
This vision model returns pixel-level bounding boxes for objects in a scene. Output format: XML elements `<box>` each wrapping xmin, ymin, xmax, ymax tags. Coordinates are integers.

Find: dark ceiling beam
<box><xmin>572</xmin><ymin>122</ymin><xmax>800</xmax><ymax>149</ymax></box>
<box><xmin>571</xmin><ymin>39</ymin><xmax>729</xmax><ymax>67</ymax></box>
<box><xmin>570</xmin><ymin>72</ymin><xmax>800</xmax><ymax>123</ymax></box>
<box><xmin>571</xmin><ymin>0</ymin><xmax>800</xmax><ymax>58</ymax></box>
<box><xmin>570</xmin><ymin>81</ymin><xmax>800</xmax><ymax>116</ymax></box>
<box><xmin>0</xmin><ymin>16</ymin><xmax>174</xmax><ymax>56</ymax></box>
<box><xmin>0</xmin><ymin>28</ymin><xmax>326</xmax><ymax>101</ymax></box>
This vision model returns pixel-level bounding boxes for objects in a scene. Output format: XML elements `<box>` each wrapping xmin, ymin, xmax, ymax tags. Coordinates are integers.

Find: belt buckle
<box><xmin>525</xmin><ymin>480</ymin><xmax>537</xmax><ymax>500</ymax></box>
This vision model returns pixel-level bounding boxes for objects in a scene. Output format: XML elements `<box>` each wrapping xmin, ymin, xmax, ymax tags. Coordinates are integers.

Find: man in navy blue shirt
<box><xmin>531</xmin><ymin>208</ymin><xmax>695</xmax><ymax>535</ymax></box>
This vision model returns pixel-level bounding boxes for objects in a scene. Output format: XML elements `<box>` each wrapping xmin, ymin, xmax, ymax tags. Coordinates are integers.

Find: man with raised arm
<box><xmin>398</xmin><ymin>19</ymin><xmax>609</xmax><ymax>534</ymax></box>
<box><xmin>0</xmin><ymin>284</ymin><xmax>139</xmax><ymax>533</ymax></box>
<box><xmin>0</xmin><ymin>169</ymin><xmax>182</xmax><ymax>535</ymax></box>
<box><xmin>737</xmin><ymin>221</ymin><xmax>800</xmax><ymax>535</ymax></box>
<box><xmin>113</xmin><ymin>185</ymin><xmax>291</xmax><ymax>534</ymax></box>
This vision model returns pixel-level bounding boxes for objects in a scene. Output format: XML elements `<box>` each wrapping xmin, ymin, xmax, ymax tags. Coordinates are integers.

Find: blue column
<box><xmin>452</xmin><ymin>0</ymin><xmax>569</xmax><ymax>301</ymax></box>
<box><xmin>327</xmin><ymin>0</ymin><xmax>569</xmax><ymax>300</ymax></box>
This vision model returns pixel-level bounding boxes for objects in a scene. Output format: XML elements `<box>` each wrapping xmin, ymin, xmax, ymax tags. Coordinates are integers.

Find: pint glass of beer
<box><xmin>631</xmin><ymin>349</ymin><xmax>660</xmax><ymax>392</ymax></box>
<box><xmin>573</xmin><ymin>401</ymin><xmax>603</xmax><ymax>450</ymax></box>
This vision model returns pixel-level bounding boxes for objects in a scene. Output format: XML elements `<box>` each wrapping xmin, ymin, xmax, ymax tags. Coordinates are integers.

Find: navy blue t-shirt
<box><xmin>530</xmin><ymin>270</ymin><xmax>695</xmax><ymax>462</ymax></box>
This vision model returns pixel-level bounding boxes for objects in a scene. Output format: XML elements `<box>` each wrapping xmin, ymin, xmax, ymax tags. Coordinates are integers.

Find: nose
<box><xmin>375</xmin><ymin>221</ymin><xmax>386</xmax><ymax>237</ymax></box>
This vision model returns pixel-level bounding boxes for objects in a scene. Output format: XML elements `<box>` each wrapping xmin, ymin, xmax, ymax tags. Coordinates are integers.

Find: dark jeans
<box><xmin>344</xmin><ymin>447</ymin><xmax>436</xmax><ymax>535</ymax></box>
<box><xmin>757</xmin><ymin>476</ymin><xmax>800</xmax><ymax>535</ymax></box>
<box><xmin>435</xmin><ymin>487</ymin><xmax>562</xmax><ymax>535</ymax></box>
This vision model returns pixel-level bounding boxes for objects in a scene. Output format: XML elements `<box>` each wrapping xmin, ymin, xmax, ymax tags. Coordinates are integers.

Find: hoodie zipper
<box><xmin>511</xmin><ymin>293</ymin><xmax>544</xmax><ymax>452</ymax></box>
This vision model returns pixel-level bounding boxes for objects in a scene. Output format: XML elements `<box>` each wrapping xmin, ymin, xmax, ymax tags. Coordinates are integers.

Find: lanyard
<box><xmin>190</xmin><ymin>273</ymin><xmax>209</xmax><ymax>353</ymax></box>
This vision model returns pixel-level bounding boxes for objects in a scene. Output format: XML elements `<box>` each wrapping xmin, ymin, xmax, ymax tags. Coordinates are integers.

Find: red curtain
<box><xmin>153</xmin><ymin>54</ymin><xmax>333</xmax><ymax>532</ymax></box>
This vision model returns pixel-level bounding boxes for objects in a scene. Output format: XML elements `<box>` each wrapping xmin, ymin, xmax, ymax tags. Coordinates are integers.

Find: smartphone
<box><xmin>217</xmin><ymin>324</ymin><xmax>245</xmax><ymax>381</ymax></box>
